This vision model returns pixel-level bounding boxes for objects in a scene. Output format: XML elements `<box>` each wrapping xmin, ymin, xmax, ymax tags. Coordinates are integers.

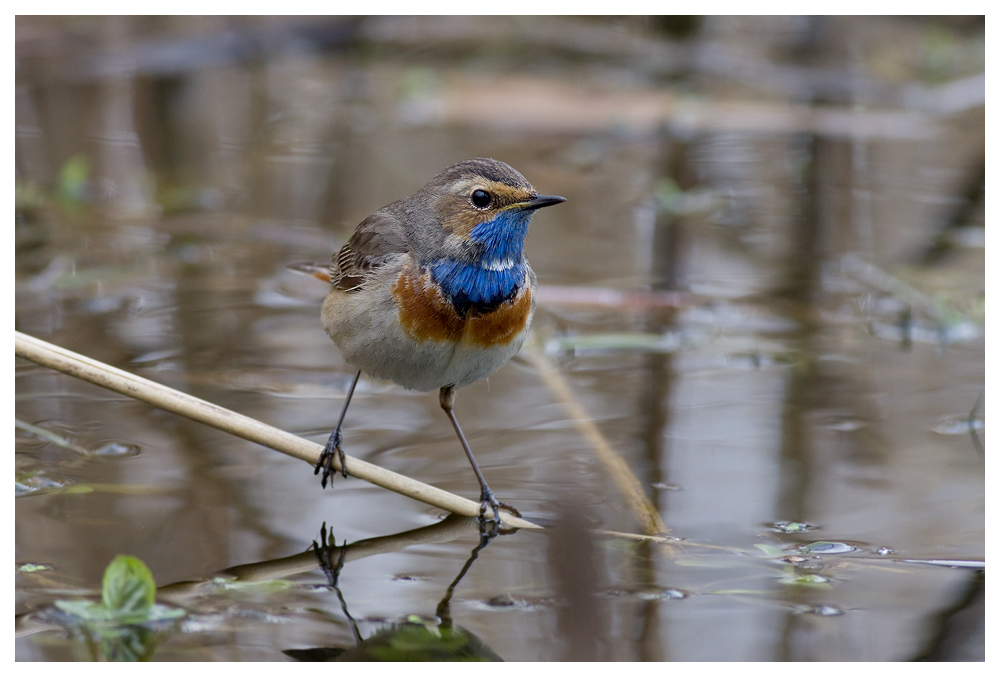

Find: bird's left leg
<box><xmin>315</xmin><ymin>370</ymin><xmax>361</xmax><ymax>488</ymax></box>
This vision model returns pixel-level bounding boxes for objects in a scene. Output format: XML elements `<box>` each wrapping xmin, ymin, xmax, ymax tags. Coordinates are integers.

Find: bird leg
<box><xmin>315</xmin><ymin>370</ymin><xmax>361</xmax><ymax>488</ymax></box>
<box><xmin>439</xmin><ymin>385</ymin><xmax>521</xmax><ymax>523</ymax></box>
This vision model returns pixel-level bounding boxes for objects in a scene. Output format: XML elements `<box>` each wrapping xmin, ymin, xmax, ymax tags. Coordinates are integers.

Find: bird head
<box><xmin>417</xmin><ymin>158</ymin><xmax>565</xmax><ymax>266</ymax></box>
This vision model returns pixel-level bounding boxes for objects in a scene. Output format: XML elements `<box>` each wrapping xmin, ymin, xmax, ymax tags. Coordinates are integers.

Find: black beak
<box><xmin>520</xmin><ymin>194</ymin><xmax>567</xmax><ymax>211</ymax></box>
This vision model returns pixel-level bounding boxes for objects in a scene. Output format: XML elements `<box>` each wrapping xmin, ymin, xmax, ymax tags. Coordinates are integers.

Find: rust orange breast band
<box><xmin>392</xmin><ymin>267</ymin><xmax>532</xmax><ymax>348</ymax></box>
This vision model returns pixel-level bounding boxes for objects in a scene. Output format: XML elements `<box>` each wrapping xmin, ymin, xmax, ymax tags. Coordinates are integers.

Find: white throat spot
<box><xmin>482</xmin><ymin>258</ymin><xmax>515</xmax><ymax>272</ymax></box>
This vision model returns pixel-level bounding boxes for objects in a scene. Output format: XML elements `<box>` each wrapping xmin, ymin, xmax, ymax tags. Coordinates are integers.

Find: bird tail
<box><xmin>287</xmin><ymin>262</ymin><xmax>332</xmax><ymax>283</ymax></box>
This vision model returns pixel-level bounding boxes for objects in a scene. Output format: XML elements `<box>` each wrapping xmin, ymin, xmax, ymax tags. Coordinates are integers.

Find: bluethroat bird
<box><xmin>313</xmin><ymin>158</ymin><xmax>565</xmax><ymax>523</ymax></box>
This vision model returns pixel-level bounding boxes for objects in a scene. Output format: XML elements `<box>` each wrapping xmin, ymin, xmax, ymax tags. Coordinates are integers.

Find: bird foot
<box><xmin>314</xmin><ymin>427</ymin><xmax>347</xmax><ymax>489</ymax></box>
<box><xmin>478</xmin><ymin>488</ymin><xmax>521</xmax><ymax>524</ymax></box>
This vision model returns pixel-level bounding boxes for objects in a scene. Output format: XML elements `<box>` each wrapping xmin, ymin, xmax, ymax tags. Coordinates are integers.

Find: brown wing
<box><xmin>331</xmin><ymin>209</ymin><xmax>409</xmax><ymax>292</ymax></box>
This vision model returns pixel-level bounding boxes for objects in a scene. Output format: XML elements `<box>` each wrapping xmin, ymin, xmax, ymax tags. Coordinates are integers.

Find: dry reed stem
<box><xmin>522</xmin><ymin>344</ymin><xmax>669</xmax><ymax>536</ymax></box>
<box><xmin>14</xmin><ymin>331</ymin><xmax>539</xmax><ymax>530</ymax></box>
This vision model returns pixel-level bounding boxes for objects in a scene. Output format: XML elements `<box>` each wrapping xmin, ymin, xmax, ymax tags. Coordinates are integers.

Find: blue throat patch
<box><xmin>430</xmin><ymin>208</ymin><xmax>533</xmax><ymax>316</ymax></box>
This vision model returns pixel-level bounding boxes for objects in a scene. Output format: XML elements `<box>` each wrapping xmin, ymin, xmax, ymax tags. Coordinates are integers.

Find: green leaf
<box><xmin>778</xmin><ymin>574</ymin><xmax>831</xmax><ymax>588</ymax></box>
<box><xmin>49</xmin><ymin>555</ymin><xmax>185</xmax><ymax>661</ymax></box>
<box><xmin>753</xmin><ymin>543</ymin><xmax>785</xmax><ymax>558</ymax></box>
<box><xmin>58</xmin><ymin>154</ymin><xmax>90</xmax><ymax>205</ymax></box>
<box><xmin>211</xmin><ymin>578</ymin><xmax>295</xmax><ymax>595</ymax></box>
<box><xmin>144</xmin><ymin>604</ymin><xmax>187</xmax><ymax>622</ymax></box>
<box><xmin>54</xmin><ymin>599</ymin><xmax>107</xmax><ymax>619</ymax></box>
<box><xmin>366</xmin><ymin>625</ymin><xmax>474</xmax><ymax>661</ymax></box>
<box><xmin>18</xmin><ymin>563</ymin><xmax>52</xmax><ymax>573</ymax></box>
<box><xmin>102</xmin><ymin>555</ymin><xmax>156</xmax><ymax>613</ymax></box>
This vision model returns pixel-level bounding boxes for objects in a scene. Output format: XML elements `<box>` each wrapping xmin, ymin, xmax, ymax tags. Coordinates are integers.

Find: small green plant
<box><xmin>53</xmin><ymin>555</ymin><xmax>185</xmax><ymax>661</ymax></box>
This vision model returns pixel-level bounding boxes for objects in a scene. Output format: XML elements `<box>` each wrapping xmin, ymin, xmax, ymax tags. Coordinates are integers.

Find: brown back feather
<box><xmin>331</xmin><ymin>210</ymin><xmax>409</xmax><ymax>292</ymax></box>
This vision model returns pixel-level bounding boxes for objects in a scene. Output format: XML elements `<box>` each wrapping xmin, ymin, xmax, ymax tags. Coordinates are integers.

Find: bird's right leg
<box><xmin>315</xmin><ymin>370</ymin><xmax>361</xmax><ymax>488</ymax></box>
<box><xmin>439</xmin><ymin>385</ymin><xmax>521</xmax><ymax>524</ymax></box>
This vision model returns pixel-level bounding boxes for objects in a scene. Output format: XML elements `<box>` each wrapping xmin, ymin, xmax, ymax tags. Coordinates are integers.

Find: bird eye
<box><xmin>470</xmin><ymin>189</ymin><xmax>492</xmax><ymax>208</ymax></box>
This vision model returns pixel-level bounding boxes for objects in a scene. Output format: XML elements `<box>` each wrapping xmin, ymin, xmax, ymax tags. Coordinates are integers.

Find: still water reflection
<box><xmin>16</xmin><ymin>16</ymin><xmax>983</xmax><ymax>661</ymax></box>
